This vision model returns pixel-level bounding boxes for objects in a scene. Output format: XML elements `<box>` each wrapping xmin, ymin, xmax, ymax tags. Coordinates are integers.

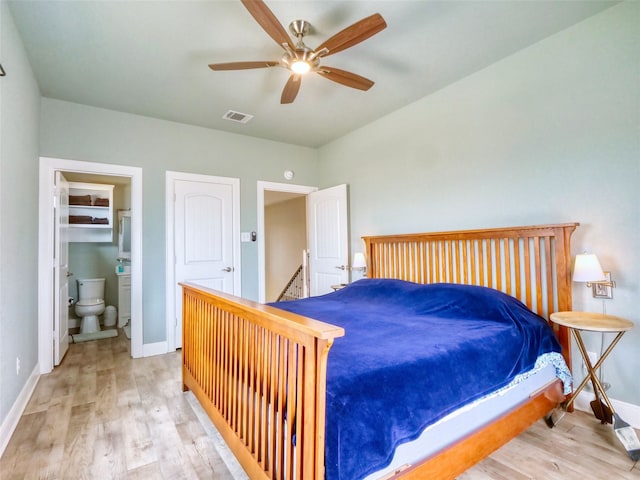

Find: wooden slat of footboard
<box><xmin>181</xmin><ymin>283</ymin><xmax>344</xmax><ymax>480</ymax></box>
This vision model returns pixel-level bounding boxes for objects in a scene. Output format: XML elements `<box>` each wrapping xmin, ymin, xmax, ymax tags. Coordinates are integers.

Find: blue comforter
<box><xmin>270</xmin><ymin>279</ymin><xmax>564</xmax><ymax>480</ymax></box>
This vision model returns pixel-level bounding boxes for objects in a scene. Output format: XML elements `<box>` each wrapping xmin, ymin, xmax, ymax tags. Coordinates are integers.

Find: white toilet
<box><xmin>75</xmin><ymin>278</ymin><xmax>106</xmax><ymax>334</ymax></box>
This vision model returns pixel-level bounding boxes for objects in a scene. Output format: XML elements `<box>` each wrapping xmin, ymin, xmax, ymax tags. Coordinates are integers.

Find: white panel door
<box><xmin>54</xmin><ymin>171</ymin><xmax>69</xmax><ymax>365</ymax></box>
<box><xmin>307</xmin><ymin>184</ymin><xmax>348</xmax><ymax>296</ymax></box>
<box><xmin>174</xmin><ymin>179</ymin><xmax>236</xmax><ymax>348</ymax></box>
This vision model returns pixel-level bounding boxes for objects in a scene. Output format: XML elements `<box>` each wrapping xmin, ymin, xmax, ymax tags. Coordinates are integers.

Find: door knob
<box><xmin>221</xmin><ymin>267</ymin><xmax>234</xmax><ymax>272</ymax></box>
<box><xmin>335</xmin><ymin>265</ymin><xmax>346</xmax><ymax>270</ymax></box>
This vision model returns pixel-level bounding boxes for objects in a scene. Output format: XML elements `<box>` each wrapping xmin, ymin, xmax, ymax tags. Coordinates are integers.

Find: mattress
<box><xmin>364</xmin><ymin>359</ymin><xmax>559</xmax><ymax>479</ymax></box>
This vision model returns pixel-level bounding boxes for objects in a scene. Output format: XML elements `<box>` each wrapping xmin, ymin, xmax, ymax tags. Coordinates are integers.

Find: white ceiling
<box><xmin>9</xmin><ymin>0</ymin><xmax>617</xmax><ymax>148</ymax></box>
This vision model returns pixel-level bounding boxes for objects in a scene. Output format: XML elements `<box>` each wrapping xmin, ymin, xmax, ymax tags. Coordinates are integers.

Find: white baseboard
<box><xmin>142</xmin><ymin>341</ymin><xmax>168</xmax><ymax>357</ymax></box>
<box><xmin>574</xmin><ymin>389</ymin><xmax>640</xmax><ymax>429</ymax></box>
<box><xmin>0</xmin><ymin>364</ymin><xmax>40</xmax><ymax>458</ymax></box>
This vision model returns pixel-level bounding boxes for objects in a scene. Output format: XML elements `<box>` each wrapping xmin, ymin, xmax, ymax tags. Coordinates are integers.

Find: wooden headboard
<box><xmin>363</xmin><ymin>223</ymin><xmax>579</xmax><ymax>365</ymax></box>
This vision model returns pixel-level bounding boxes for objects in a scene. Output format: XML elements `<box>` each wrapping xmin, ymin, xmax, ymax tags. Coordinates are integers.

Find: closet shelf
<box><xmin>68</xmin><ymin>182</ymin><xmax>114</xmax><ymax>242</ymax></box>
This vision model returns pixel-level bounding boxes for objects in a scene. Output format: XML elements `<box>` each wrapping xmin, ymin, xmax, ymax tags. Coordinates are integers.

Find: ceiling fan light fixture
<box><xmin>291</xmin><ymin>60</ymin><xmax>311</xmax><ymax>74</ymax></box>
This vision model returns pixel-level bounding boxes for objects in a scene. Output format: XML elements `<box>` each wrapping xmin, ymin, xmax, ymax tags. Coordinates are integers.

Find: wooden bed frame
<box><xmin>181</xmin><ymin>222</ymin><xmax>578</xmax><ymax>480</ymax></box>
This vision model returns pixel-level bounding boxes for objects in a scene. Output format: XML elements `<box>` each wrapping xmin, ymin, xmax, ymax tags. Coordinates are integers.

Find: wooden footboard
<box><xmin>181</xmin><ymin>283</ymin><xmax>344</xmax><ymax>480</ymax></box>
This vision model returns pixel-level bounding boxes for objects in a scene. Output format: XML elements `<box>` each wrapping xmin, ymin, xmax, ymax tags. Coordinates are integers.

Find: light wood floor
<box><xmin>0</xmin><ymin>330</ymin><xmax>240</xmax><ymax>480</ymax></box>
<box><xmin>1</xmin><ymin>331</ymin><xmax>638</xmax><ymax>479</ymax></box>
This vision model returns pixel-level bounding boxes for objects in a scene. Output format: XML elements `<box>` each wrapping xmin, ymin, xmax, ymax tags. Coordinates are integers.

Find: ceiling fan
<box><xmin>208</xmin><ymin>0</ymin><xmax>387</xmax><ymax>104</ymax></box>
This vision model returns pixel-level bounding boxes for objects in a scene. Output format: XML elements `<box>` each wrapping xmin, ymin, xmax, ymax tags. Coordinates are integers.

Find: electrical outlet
<box><xmin>16</xmin><ymin>357</ymin><xmax>20</xmax><ymax>375</ymax></box>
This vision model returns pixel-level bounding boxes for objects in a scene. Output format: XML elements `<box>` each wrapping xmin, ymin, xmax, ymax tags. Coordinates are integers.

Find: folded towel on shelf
<box><xmin>69</xmin><ymin>215</ymin><xmax>93</xmax><ymax>224</ymax></box>
<box><xmin>69</xmin><ymin>194</ymin><xmax>91</xmax><ymax>206</ymax></box>
<box><xmin>94</xmin><ymin>198</ymin><xmax>109</xmax><ymax>207</ymax></box>
<box><xmin>92</xmin><ymin>217</ymin><xmax>109</xmax><ymax>224</ymax></box>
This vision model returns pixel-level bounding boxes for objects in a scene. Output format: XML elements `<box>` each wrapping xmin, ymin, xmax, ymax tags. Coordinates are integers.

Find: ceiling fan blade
<box><xmin>240</xmin><ymin>0</ymin><xmax>295</xmax><ymax>51</ymax></box>
<box><xmin>209</xmin><ymin>61</ymin><xmax>279</xmax><ymax>71</ymax></box>
<box><xmin>315</xmin><ymin>13</ymin><xmax>386</xmax><ymax>57</ymax></box>
<box><xmin>281</xmin><ymin>74</ymin><xmax>302</xmax><ymax>104</ymax></box>
<box><xmin>317</xmin><ymin>66</ymin><xmax>374</xmax><ymax>91</ymax></box>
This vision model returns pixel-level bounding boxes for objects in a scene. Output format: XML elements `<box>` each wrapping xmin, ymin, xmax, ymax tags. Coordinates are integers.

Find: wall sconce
<box><xmin>351</xmin><ymin>252</ymin><xmax>367</xmax><ymax>273</ymax></box>
<box><xmin>336</xmin><ymin>253</ymin><xmax>367</xmax><ymax>275</ymax></box>
<box><xmin>573</xmin><ymin>253</ymin><xmax>616</xmax><ymax>299</ymax></box>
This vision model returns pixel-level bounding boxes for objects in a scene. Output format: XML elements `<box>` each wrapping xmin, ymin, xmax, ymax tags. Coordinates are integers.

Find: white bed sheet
<box><xmin>364</xmin><ymin>362</ymin><xmax>558</xmax><ymax>480</ymax></box>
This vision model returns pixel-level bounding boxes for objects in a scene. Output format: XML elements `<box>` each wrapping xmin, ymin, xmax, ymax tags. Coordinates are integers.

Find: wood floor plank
<box><xmin>59</xmin><ymin>402</ymin><xmax>98</xmax><ymax>478</ymax></box>
<box><xmin>125</xmin><ymin>461</ymin><xmax>164</xmax><ymax>480</ymax></box>
<box><xmin>121</xmin><ymin>399</ymin><xmax>157</xmax><ymax>471</ymax></box>
<box><xmin>90</xmin><ymin>419</ymin><xmax>127</xmax><ymax>479</ymax></box>
<box><xmin>95</xmin><ymin>369</ymin><xmax>117</xmax><ymax>418</ymax></box>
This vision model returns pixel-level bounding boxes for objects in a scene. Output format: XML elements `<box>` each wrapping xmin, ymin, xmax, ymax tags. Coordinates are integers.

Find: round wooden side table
<box><xmin>550</xmin><ymin>311</ymin><xmax>634</xmax><ymax>423</ymax></box>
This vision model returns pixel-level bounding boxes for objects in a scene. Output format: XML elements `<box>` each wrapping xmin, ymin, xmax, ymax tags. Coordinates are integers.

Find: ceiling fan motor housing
<box><xmin>289</xmin><ymin>19</ymin><xmax>311</xmax><ymax>38</ymax></box>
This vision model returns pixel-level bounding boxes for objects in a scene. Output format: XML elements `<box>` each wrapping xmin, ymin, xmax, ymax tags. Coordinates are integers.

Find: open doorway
<box><xmin>257</xmin><ymin>181</ymin><xmax>349</xmax><ymax>304</ymax></box>
<box><xmin>257</xmin><ymin>182</ymin><xmax>316</xmax><ymax>303</ymax></box>
<box><xmin>38</xmin><ymin>157</ymin><xmax>143</xmax><ymax>374</ymax></box>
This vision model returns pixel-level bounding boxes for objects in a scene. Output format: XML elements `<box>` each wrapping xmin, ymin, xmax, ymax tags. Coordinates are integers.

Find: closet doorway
<box><xmin>38</xmin><ymin>157</ymin><xmax>143</xmax><ymax>374</ymax></box>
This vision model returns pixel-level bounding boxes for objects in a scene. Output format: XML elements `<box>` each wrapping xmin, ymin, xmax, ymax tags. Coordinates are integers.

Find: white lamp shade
<box><xmin>352</xmin><ymin>252</ymin><xmax>367</xmax><ymax>269</ymax></box>
<box><xmin>573</xmin><ymin>254</ymin><xmax>606</xmax><ymax>282</ymax></box>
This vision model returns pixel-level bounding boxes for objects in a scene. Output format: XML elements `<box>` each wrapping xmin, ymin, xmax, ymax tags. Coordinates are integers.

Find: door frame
<box><xmin>38</xmin><ymin>156</ymin><xmax>143</xmax><ymax>373</ymax></box>
<box><xmin>257</xmin><ymin>181</ymin><xmax>317</xmax><ymax>304</ymax></box>
<box><xmin>165</xmin><ymin>171</ymin><xmax>241</xmax><ymax>352</ymax></box>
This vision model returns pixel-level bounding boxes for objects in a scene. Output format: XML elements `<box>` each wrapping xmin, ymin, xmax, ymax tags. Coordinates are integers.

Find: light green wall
<box><xmin>0</xmin><ymin>0</ymin><xmax>40</xmax><ymax>424</ymax></box>
<box><xmin>318</xmin><ymin>2</ymin><xmax>640</xmax><ymax>406</ymax></box>
<box><xmin>39</xmin><ymin>98</ymin><xmax>319</xmax><ymax>343</ymax></box>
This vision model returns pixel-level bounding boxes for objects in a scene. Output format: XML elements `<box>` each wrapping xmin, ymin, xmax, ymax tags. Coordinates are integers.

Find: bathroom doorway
<box><xmin>38</xmin><ymin>157</ymin><xmax>143</xmax><ymax>374</ymax></box>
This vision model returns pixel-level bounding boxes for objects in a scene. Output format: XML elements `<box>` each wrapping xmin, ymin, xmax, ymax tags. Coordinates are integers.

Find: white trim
<box><xmin>574</xmin><ymin>389</ymin><xmax>640</xmax><ymax>429</ymax></box>
<box><xmin>38</xmin><ymin>157</ymin><xmax>143</xmax><ymax>374</ymax></box>
<box><xmin>0</xmin><ymin>364</ymin><xmax>40</xmax><ymax>457</ymax></box>
<box><xmin>142</xmin><ymin>341</ymin><xmax>169</xmax><ymax>358</ymax></box>
<box><xmin>257</xmin><ymin>181</ymin><xmax>317</xmax><ymax>304</ymax></box>
<box><xmin>165</xmin><ymin>171</ymin><xmax>241</xmax><ymax>352</ymax></box>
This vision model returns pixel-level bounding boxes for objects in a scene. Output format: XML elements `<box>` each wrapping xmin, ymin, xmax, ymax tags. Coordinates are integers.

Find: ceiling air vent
<box><xmin>223</xmin><ymin>110</ymin><xmax>254</xmax><ymax>124</ymax></box>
